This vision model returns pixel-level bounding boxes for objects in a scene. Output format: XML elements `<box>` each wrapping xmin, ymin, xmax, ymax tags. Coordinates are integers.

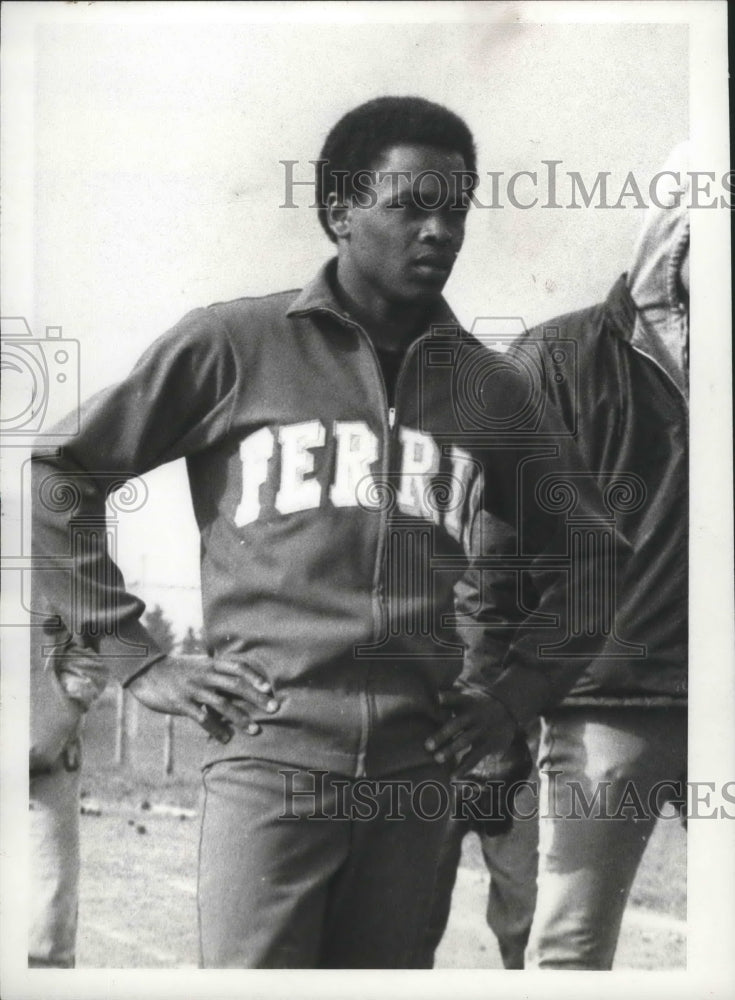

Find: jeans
<box><xmin>29</xmin><ymin>741</ymin><xmax>82</xmax><ymax>968</ymax></box>
<box><xmin>526</xmin><ymin>706</ymin><xmax>687</xmax><ymax>970</ymax></box>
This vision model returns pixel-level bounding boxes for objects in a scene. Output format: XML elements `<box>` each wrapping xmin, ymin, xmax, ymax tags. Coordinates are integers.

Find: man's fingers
<box><xmin>437</xmin><ymin>690</ymin><xmax>470</xmax><ymax>710</ymax></box>
<box><xmin>425</xmin><ymin>714</ymin><xmax>469</xmax><ymax>754</ymax></box>
<box><xmin>129</xmin><ymin>654</ymin><xmax>278</xmax><ymax>734</ymax></box>
<box><xmin>451</xmin><ymin>744</ymin><xmax>487</xmax><ymax>777</ymax></box>
<box><xmin>179</xmin><ymin>701</ymin><xmax>259</xmax><ymax>742</ymax></box>
<box><xmin>215</xmin><ymin>656</ymin><xmax>273</xmax><ymax>693</ymax></box>
<box><xmin>199</xmin><ymin>668</ymin><xmax>279</xmax><ymax>713</ymax></box>
<box><xmin>192</xmin><ymin>704</ymin><xmax>237</xmax><ymax>743</ymax></box>
<box><xmin>432</xmin><ymin>733</ymin><xmax>472</xmax><ymax>766</ymax></box>
<box><xmin>193</xmin><ymin>688</ymin><xmax>254</xmax><ymax>730</ymax></box>
<box><xmin>180</xmin><ymin>701</ymin><xmax>214</xmax><ymax>726</ymax></box>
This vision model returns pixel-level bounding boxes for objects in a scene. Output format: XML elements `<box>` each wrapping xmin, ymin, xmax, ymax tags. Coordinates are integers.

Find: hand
<box><xmin>425</xmin><ymin>688</ymin><xmax>518</xmax><ymax>776</ymax></box>
<box><xmin>127</xmin><ymin>654</ymin><xmax>279</xmax><ymax>742</ymax></box>
<box><xmin>30</xmin><ymin>657</ymin><xmax>85</xmax><ymax>774</ymax></box>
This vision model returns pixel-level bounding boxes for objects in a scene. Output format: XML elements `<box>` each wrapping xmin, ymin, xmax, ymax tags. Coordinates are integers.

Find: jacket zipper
<box><xmin>357</xmin><ymin>333</ymin><xmax>421</xmax><ymax>624</ymax></box>
<box><xmin>352</xmin><ymin>328</ymin><xmax>390</xmax><ymax>778</ymax></box>
<box><xmin>318</xmin><ymin>308</ymin><xmax>424</xmax><ymax>777</ymax></box>
<box><xmin>352</xmin><ymin>328</ymin><xmax>422</xmax><ymax>777</ymax></box>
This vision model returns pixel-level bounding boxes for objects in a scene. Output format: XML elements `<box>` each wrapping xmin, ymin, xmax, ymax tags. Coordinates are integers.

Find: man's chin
<box><xmin>400</xmin><ymin>270</ymin><xmax>451</xmax><ymax>300</ymax></box>
<box><xmin>411</xmin><ymin>262</ymin><xmax>453</xmax><ymax>285</ymax></box>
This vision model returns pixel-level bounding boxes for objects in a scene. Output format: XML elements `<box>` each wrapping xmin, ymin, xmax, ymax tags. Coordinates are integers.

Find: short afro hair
<box><xmin>316</xmin><ymin>96</ymin><xmax>478</xmax><ymax>242</ymax></box>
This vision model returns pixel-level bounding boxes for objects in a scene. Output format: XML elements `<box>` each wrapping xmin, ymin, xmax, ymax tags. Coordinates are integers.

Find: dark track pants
<box><xmin>198</xmin><ymin>758</ymin><xmax>453</xmax><ymax>968</ymax></box>
<box><xmin>425</xmin><ymin>732</ymin><xmax>540</xmax><ymax>969</ymax></box>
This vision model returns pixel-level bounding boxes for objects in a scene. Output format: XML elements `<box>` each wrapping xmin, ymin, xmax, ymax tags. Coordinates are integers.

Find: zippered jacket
<box><xmin>32</xmin><ymin>260</ymin><xmax>625</xmax><ymax>775</ymax></box>
<box><xmin>492</xmin><ymin>190</ymin><xmax>689</xmax><ymax>703</ymax></box>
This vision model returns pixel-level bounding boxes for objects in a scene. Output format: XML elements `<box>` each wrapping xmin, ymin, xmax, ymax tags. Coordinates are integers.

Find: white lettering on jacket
<box><xmin>330</xmin><ymin>421</ymin><xmax>378</xmax><ymax>507</ymax></box>
<box><xmin>275</xmin><ymin>420</ymin><xmax>326</xmax><ymax>515</ymax></box>
<box><xmin>397</xmin><ymin>427</ymin><xmax>441</xmax><ymax>520</ymax></box>
<box><xmin>444</xmin><ymin>445</ymin><xmax>476</xmax><ymax>545</ymax></box>
<box><xmin>234</xmin><ymin>420</ymin><xmax>479</xmax><ymax>536</ymax></box>
<box><xmin>234</xmin><ymin>426</ymin><xmax>275</xmax><ymax>527</ymax></box>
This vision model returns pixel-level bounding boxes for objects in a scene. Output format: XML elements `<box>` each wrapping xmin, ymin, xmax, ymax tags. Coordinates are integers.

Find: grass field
<box><xmin>73</xmin><ymin>690</ymin><xmax>686</xmax><ymax>969</ymax></box>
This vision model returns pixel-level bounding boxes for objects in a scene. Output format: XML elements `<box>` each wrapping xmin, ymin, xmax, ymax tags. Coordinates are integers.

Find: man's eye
<box><xmin>406</xmin><ymin>197</ymin><xmax>435</xmax><ymax>214</ymax></box>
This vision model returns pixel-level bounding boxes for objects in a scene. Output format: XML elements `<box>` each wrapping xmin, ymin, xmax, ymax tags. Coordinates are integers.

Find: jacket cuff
<box><xmin>94</xmin><ymin>619</ymin><xmax>163</xmax><ymax>686</ymax></box>
<box><xmin>121</xmin><ymin>651</ymin><xmax>169</xmax><ymax>689</ymax></box>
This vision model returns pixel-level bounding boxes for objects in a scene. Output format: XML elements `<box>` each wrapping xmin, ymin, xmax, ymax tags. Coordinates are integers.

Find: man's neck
<box><xmin>334</xmin><ymin>261</ymin><xmax>434</xmax><ymax>353</ymax></box>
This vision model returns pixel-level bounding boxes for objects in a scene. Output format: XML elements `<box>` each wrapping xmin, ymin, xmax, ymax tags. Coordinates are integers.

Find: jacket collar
<box><xmin>605</xmin><ymin>273</ymin><xmax>688</xmax><ymax>404</ymax></box>
<box><xmin>287</xmin><ymin>258</ymin><xmax>460</xmax><ymax>334</ymax></box>
<box><xmin>604</xmin><ymin>274</ymin><xmax>638</xmax><ymax>342</ymax></box>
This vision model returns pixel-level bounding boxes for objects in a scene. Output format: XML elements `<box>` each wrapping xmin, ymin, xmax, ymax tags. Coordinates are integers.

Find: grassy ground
<box><xmin>75</xmin><ymin>805</ymin><xmax>686</xmax><ymax>969</ymax></box>
<box><xmin>74</xmin><ymin>690</ymin><xmax>686</xmax><ymax>969</ymax></box>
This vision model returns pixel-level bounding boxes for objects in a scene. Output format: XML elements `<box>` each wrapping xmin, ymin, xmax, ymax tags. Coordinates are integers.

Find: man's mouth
<box><xmin>411</xmin><ymin>254</ymin><xmax>455</xmax><ymax>275</ymax></box>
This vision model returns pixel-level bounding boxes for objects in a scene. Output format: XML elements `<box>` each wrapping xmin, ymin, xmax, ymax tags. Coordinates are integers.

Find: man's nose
<box><xmin>419</xmin><ymin>213</ymin><xmax>453</xmax><ymax>244</ymax></box>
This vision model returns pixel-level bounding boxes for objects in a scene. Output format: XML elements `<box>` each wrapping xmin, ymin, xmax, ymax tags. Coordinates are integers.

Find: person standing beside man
<box><xmin>427</xmin><ymin>145</ymin><xmax>689</xmax><ymax>971</ymax></box>
<box><xmin>28</xmin><ymin>643</ymin><xmax>105</xmax><ymax>967</ymax></box>
<box><xmin>522</xmin><ymin>147</ymin><xmax>690</xmax><ymax>969</ymax></box>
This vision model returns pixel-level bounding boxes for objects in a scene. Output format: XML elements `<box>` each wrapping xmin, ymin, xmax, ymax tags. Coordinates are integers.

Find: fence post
<box><xmin>114</xmin><ymin>684</ymin><xmax>128</xmax><ymax>765</ymax></box>
<box><xmin>163</xmin><ymin>714</ymin><xmax>175</xmax><ymax>776</ymax></box>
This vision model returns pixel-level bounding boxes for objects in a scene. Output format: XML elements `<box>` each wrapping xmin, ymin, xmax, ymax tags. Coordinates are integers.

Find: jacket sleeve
<box><xmin>455</xmin><ymin>344</ymin><xmax>629</xmax><ymax>729</ymax></box>
<box><xmin>31</xmin><ymin>307</ymin><xmax>241</xmax><ymax>684</ymax></box>
<box><xmin>453</xmin><ymin>509</ymin><xmax>533</xmax><ymax>687</ymax></box>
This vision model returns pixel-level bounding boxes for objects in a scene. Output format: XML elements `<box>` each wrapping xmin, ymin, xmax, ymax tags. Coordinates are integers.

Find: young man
<box><xmin>31</xmin><ymin>96</ymin><xmax>616</xmax><ymax>968</ymax></box>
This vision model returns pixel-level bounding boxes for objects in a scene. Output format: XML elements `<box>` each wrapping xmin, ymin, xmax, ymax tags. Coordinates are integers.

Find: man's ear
<box><xmin>325</xmin><ymin>192</ymin><xmax>351</xmax><ymax>240</ymax></box>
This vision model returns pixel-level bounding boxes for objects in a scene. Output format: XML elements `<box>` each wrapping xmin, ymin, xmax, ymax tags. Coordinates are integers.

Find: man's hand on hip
<box><xmin>426</xmin><ymin>688</ymin><xmax>519</xmax><ymax>776</ymax></box>
<box><xmin>127</xmin><ymin>654</ymin><xmax>280</xmax><ymax>742</ymax></box>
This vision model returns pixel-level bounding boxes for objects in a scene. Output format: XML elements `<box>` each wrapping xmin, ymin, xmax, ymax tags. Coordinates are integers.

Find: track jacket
<box><xmin>492</xmin><ymin>175</ymin><xmax>689</xmax><ymax>704</ymax></box>
<box><xmin>32</xmin><ymin>260</ymin><xmax>623</xmax><ymax>775</ymax></box>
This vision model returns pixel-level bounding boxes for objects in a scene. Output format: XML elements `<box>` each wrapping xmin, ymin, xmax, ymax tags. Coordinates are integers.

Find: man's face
<box><xmin>333</xmin><ymin>144</ymin><xmax>470</xmax><ymax>306</ymax></box>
